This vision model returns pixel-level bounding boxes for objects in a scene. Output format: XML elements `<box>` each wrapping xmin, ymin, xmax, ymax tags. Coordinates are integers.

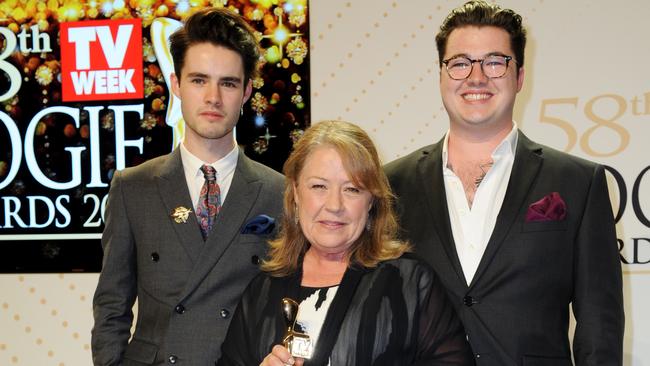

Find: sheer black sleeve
<box><xmin>414</xmin><ymin>264</ymin><xmax>475</xmax><ymax>365</ymax></box>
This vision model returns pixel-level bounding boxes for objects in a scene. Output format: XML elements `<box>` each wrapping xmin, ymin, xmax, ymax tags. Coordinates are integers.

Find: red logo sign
<box><xmin>60</xmin><ymin>19</ymin><xmax>143</xmax><ymax>101</ymax></box>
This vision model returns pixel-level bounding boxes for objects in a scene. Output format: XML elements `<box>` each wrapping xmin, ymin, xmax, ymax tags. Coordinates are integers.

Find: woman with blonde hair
<box><xmin>218</xmin><ymin>121</ymin><xmax>472</xmax><ymax>365</ymax></box>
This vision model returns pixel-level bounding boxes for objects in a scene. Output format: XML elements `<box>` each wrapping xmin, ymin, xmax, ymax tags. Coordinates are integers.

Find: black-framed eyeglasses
<box><xmin>442</xmin><ymin>55</ymin><xmax>516</xmax><ymax>80</ymax></box>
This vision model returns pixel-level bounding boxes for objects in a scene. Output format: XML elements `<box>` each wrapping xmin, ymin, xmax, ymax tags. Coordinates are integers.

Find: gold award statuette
<box><xmin>281</xmin><ymin>298</ymin><xmax>313</xmax><ymax>359</ymax></box>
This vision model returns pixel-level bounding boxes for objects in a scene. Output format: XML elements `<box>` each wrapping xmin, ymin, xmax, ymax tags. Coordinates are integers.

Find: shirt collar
<box><xmin>180</xmin><ymin>142</ymin><xmax>239</xmax><ymax>179</ymax></box>
<box><xmin>492</xmin><ymin>122</ymin><xmax>518</xmax><ymax>159</ymax></box>
<box><xmin>442</xmin><ymin>122</ymin><xmax>519</xmax><ymax>168</ymax></box>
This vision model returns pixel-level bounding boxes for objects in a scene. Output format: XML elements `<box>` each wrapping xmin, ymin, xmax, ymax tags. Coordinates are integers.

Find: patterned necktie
<box><xmin>196</xmin><ymin>165</ymin><xmax>221</xmax><ymax>240</ymax></box>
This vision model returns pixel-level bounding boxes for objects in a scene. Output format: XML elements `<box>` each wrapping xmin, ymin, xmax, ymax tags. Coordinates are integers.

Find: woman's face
<box><xmin>294</xmin><ymin>146</ymin><xmax>373</xmax><ymax>256</ymax></box>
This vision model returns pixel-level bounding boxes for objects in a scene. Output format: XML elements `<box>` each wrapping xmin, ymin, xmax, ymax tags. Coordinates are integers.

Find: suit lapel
<box><xmin>417</xmin><ymin>140</ymin><xmax>468</xmax><ymax>287</ymax></box>
<box><xmin>179</xmin><ymin>150</ymin><xmax>263</xmax><ymax>300</ymax></box>
<box><xmin>469</xmin><ymin>131</ymin><xmax>543</xmax><ymax>288</ymax></box>
<box><xmin>156</xmin><ymin>148</ymin><xmax>204</xmax><ymax>264</ymax></box>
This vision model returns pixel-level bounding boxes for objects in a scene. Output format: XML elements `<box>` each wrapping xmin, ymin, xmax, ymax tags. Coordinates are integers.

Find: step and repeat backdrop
<box><xmin>0</xmin><ymin>0</ymin><xmax>310</xmax><ymax>273</ymax></box>
<box><xmin>1</xmin><ymin>0</ymin><xmax>648</xmax><ymax>364</ymax></box>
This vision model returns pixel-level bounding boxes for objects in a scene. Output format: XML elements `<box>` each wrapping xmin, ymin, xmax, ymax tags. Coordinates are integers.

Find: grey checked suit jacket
<box><xmin>92</xmin><ymin>148</ymin><xmax>284</xmax><ymax>365</ymax></box>
<box><xmin>385</xmin><ymin>131</ymin><xmax>624</xmax><ymax>366</ymax></box>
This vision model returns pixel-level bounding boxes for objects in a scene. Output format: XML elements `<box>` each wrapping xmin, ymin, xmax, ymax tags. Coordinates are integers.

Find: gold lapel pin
<box><xmin>171</xmin><ymin>206</ymin><xmax>192</xmax><ymax>224</ymax></box>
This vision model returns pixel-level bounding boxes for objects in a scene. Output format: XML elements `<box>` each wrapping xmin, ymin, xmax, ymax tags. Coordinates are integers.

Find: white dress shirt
<box><xmin>442</xmin><ymin>124</ymin><xmax>518</xmax><ymax>284</ymax></box>
<box><xmin>179</xmin><ymin>142</ymin><xmax>239</xmax><ymax>212</ymax></box>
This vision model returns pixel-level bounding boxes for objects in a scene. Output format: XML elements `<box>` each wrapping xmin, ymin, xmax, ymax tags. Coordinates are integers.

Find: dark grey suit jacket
<box><xmin>91</xmin><ymin>148</ymin><xmax>284</xmax><ymax>365</ymax></box>
<box><xmin>385</xmin><ymin>131</ymin><xmax>624</xmax><ymax>366</ymax></box>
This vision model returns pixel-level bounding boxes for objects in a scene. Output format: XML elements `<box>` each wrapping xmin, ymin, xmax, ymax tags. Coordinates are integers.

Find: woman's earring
<box><xmin>294</xmin><ymin>204</ymin><xmax>299</xmax><ymax>225</ymax></box>
<box><xmin>240</xmin><ymin>106</ymin><xmax>244</xmax><ymax>116</ymax></box>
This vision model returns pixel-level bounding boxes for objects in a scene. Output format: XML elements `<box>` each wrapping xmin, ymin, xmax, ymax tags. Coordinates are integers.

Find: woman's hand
<box><xmin>259</xmin><ymin>345</ymin><xmax>304</xmax><ymax>366</ymax></box>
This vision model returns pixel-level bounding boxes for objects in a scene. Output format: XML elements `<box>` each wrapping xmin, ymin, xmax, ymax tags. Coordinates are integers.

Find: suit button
<box><xmin>463</xmin><ymin>296</ymin><xmax>476</xmax><ymax>306</ymax></box>
<box><xmin>151</xmin><ymin>252</ymin><xmax>159</xmax><ymax>262</ymax></box>
<box><xmin>168</xmin><ymin>354</ymin><xmax>177</xmax><ymax>364</ymax></box>
<box><xmin>220</xmin><ymin>309</ymin><xmax>230</xmax><ymax>318</ymax></box>
<box><xmin>251</xmin><ymin>255</ymin><xmax>260</xmax><ymax>265</ymax></box>
<box><xmin>175</xmin><ymin>304</ymin><xmax>185</xmax><ymax>314</ymax></box>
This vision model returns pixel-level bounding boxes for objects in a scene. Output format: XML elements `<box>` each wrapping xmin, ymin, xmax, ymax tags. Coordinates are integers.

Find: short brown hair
<box><xmin>436</xmin><ymin>0</ymin><xmax>526</xmax><ymax>71</ymax></box>
<box><xmin>169</xmin><ymin>7</ymin><xmax>260</xmax><ymax>83</ymax></box>
<box><xmin>262</xmin><ymin>121</ymin><xmax>409</xmax><ymax>276</ymax></box>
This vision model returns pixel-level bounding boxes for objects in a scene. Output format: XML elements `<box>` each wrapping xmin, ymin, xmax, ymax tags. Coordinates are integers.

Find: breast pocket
<box><xmin>237</xmin><ymin>233</ymin><xmax>272</xmax><ymax>245</ymax></box>
<box><xmin>224</xmin><ymin>234</ymin><xmax>269</xmax><ymax>268</ymax></box>
<box><xmin>521</xmin><ymin>219</ymin><xmax>568</xmax><ymax>233</ymax></box>
<box><xmin>516</xmin><ymin>219</ymin><xmax>573</xmax><ymax>277</ymax></box>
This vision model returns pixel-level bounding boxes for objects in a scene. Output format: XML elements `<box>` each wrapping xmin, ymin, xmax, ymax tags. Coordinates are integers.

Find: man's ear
<box><xmin>516</xmin><ymin>66</ymin><xmax>525</xmax><ymax>92</ymax></box>
<box><xmin>243</xmin><ymin>78</ymin><xmax>253</xmax><ymax>104</ymax></box>
<box><xmin>170</xmin><ymin>72</ymin><xmax>181</xmax><ymax>98</ymax></box>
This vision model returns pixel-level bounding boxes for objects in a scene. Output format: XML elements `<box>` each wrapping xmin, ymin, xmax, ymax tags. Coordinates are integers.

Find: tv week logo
<box><xmin>60</xmin><ymin>19</ymin><xmax>143</xmax><ymax>102</ymax></box>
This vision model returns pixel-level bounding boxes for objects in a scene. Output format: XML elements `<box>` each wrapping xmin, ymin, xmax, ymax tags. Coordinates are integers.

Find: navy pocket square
<box><xmin>241</xmin><ymin>214</ymin><xmax>276</xmax><ymax>235</ymax></box>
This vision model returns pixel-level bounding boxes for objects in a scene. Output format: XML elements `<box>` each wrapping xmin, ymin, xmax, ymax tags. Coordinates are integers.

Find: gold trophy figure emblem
<box><xmin>281</xmin><ymin>298</ymin><xmax>313</xmax><ymax>359</ymax></box>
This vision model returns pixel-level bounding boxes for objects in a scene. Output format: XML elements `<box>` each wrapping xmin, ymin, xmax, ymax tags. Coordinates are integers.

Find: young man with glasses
<box><xmin>386</xmin><ymin>1</ymin><xmax>624</xmax><ymax>365</ymax></box>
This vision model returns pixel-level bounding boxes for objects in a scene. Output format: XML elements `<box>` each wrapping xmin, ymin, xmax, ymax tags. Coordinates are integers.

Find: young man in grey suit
<box><xmin>91</xmin><ymin>8</ymin><xmax>284</xmax><ymax>365</ymax></box>
<box><xmin>385</xmin><ymin>1</ymin><xmax>624</xmax><ymax>365</ymax></box>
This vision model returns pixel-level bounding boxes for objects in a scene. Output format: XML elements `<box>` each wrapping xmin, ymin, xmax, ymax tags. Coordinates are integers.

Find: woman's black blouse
<box><xmin>217</xmin><ymin>254</ymin><xmax>474</xmax><ymax>366</ymax></box>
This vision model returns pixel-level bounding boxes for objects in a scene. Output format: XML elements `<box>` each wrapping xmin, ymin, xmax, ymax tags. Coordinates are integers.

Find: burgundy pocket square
<box><xmin>526</xmin><ymin>192</ymin><xmax>567</xmax><ymax>222</ymax></box>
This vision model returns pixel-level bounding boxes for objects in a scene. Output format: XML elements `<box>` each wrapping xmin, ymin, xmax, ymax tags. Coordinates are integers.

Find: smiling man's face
<box><xmin>440</xmin><ymin>26</ymin><xmax>524</xmax><ymax>134</ymax></box>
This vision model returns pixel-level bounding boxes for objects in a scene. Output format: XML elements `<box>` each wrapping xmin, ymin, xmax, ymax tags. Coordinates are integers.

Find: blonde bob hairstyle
<box><xmin>262</xmin><ymin>120</ymin><xmax>409</xmax><ymax>277</ymax></box>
